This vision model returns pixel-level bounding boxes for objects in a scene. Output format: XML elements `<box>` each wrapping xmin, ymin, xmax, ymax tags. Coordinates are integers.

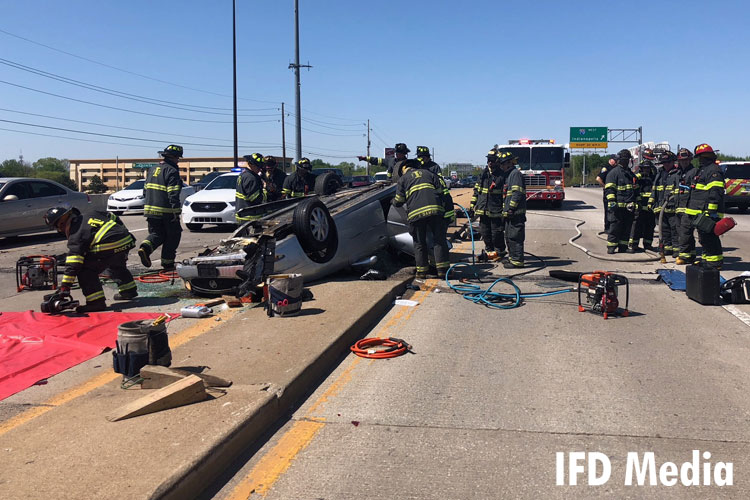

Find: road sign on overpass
<box><xmin>570</xmin><ymin>127</ymin><xmax>608</xmax><ymax>149</ymax></box>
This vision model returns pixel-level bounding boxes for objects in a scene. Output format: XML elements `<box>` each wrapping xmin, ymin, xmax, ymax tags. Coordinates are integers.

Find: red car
<box><xmin>350</xmin><ymin>175</ymin><xmax>374</xmax><ymax>187</ymax></box>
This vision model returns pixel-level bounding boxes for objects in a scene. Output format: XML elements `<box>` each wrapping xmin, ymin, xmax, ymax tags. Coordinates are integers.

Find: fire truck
<box><xmin>495</xmin><ymin>139</ymin><xmax>570</xmax><ymax>208</ymax></box>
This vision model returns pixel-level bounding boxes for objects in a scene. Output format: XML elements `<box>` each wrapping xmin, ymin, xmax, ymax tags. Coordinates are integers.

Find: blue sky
<box><xmin>1</xmin><ymin>0</ymin><xmax>748</xmax><ymax>166</ymax></box>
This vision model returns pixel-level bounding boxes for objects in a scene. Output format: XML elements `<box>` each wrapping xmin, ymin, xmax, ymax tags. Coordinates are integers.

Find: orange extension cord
<box><xmin>350</xmin><ymin>337</ymin><xmax>412</xmax><ymax>359</ymax></box>
<box><xmin>136</xmin><ymin>270</ymin><xmax>179</xmax><ymax>283</ymax></box>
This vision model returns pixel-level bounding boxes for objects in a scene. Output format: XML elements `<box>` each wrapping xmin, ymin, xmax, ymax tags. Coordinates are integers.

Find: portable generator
<box><xmin>577</xmin><ymin>271</ymin><xmax>629</xmax><ymax>319</ymax></box>
<box><xmin>16</xmin><ymin>255</ymin><xmax>59</xmax><ymax>292</ymax></box>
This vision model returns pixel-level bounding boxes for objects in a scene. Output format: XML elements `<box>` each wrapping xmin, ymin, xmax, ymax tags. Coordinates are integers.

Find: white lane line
<box><xmin>723</xmin><ymin>304</ymin><xmax>750</xmax><ymax>329</ymax></box>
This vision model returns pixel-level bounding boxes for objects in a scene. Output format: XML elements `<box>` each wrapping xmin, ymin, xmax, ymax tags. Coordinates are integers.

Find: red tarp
<box><xmin>0</xmin><ymin>311</ymin><xmax>164</xmax><ymax>401</ymax></box>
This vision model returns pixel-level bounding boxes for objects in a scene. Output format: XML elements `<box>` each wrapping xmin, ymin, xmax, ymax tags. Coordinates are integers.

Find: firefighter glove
<box><xmin>357</xmin><ymin>156</ymin><xmax>367</xmax><ymax>161</ymax></box>
<box><xmin>467</xmin><ymin>207</ymin><xmax>475</xmax><ymax>219</ymax></box>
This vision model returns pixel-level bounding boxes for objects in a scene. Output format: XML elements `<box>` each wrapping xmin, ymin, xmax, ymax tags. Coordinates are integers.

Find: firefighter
<box><xmin>138</xmin><ymin>144</ymin><xmax>183</xmax><ymax>271</ymax></box>
<box><xmin>235</xmin><ymin>153</ymin><xmax>267</xmax><ymax>224</ymax></box>
<box><xmin>392</xmin><ymin>158</ymin><xmax>450</xmax><ymax>279</ymax></box>
<box><xmin>262</xmin><ymin>155</ymin><xmax>287</xmax><ymax>202</ymax></box>
<box><xmin>596</xmin><ymin>155</ymin><xmax>617</xmax><ymax>231</ymax></box>
<box><xmin>281</xmin><ymin>157</ymin><xmax>315</xmax><ymax>198</ymax></box>
<box><xmin>469</xmin><ymin>149</ymin><xmax>506</xmax><ymax>261</ymax></box>
<box><xmin>498</xmin><ymin>152</ymin><xmax>527</xmax><ymax>268</ymax></box>
<box><xmin>415</xmin><ymin>146</ymin><xmax>442</xmax><ymax>177</ymax></box>
<box><xmin>679</xmin><ymin>143</ymin><xmax>725</xmax><ymax>269</ymax></box>
<box><xmin>669</xmin><ymin>148</ymin><xmax>692</xmax><ymax>259</ymax></box>
<box><xmin>358</xmin><ymin>143</ymin><xmax>410</xmax><ymax>183</ymax></box>
<box><xmin>628</xmin><ymin>158</ymin><xmax>657</xmax><ymax>252</ymax></box>
<box><xmin>675</xmin><ymin>147</ymin><xmax>701</xmax><ymax>264</ymax></box>
<box><xmin>604</xmin><ymin>149</ymin><xmax>637</xmax><ymax>253</ymax></box>
<box><xmin>44</xmin><ymin>206</ymin><xmax>137</xmax><ymax>313</ymax></box>
<box><xmin>650</xmin><ymin>151</ymin><xmax>678</xmax><ymax>262</ymax></box>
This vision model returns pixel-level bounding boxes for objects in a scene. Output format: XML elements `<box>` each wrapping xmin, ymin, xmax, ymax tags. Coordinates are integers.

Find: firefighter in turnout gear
<box><xmin>358</xmin><ymin>143</ymin><xmax>410</xmax><ymax>183</ymax></box>
<box><xmin>281</xmin><ymin>157</ymin><xmax>315</xmax><ymax>198</ymax></box>
<box><xmin>596</xmin><ymin>155</ymin><xmax>617</xmax><ymax>231</ymax></box>
<box><xmin>139</xmin><ymin>144</ymin><xmax>183</xmax><ymax>270</ymax></box>
<box><xmin>469</xmin><ymin>149</ymin><xmax>506</xmax><ymax>261</ymax></box>
<box><xmin>45</xmin><ymin>206</ymin><xmax>137</xmax><ymax>313</ymax></box>
<box><xmin>415</xmin><ymin>146</ymin><xmax>442</xmax><ymax>177</ymax></box>
<box><xmin>679</xmin><ymin>143</ymin><xmax>725</xmax><ymax>269</ymax></box>
<box><xmin>498</xmin><ymin>152</ymin><xmax>526</xmax><ymax>268</ymax></box>
<box><xmin>628</xmin><ymin>159</ymin><xmax>657</xmax><ymax>252</ymax></box>
<box><xmin>675</xmin><ymin>148</ymin><xmax>701</xmax><ymax>264</ymax></box>
<box><xmin>262</xmin><ymin>155</ymin><xmax>287</xmax><ymax>202</ymax></box>
<box><xmin>392</xmin><ymin>159</ymin><xmax>450</xmax><ymax>279</ymax></box>
<box><xmin>650</xmin><ymin>151</ymin><xmax>678</xmax><ymax>262</ymax></box>
<box><xmin>604</xmin><ymin>149</ymin><xmax>638</xmax><ymax>253</ymax></box>
<box><xmin>235</xmin><ymin>153</ymin><xmax>267</xmax><ymax>223</ymax></box>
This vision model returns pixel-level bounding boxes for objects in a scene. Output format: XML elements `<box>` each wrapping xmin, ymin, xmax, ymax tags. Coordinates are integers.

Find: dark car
<box><xmin>350</xmin><ymin>175</ymin><xmax>374</xmax><ymax>187</ymax></box>
<box><xmin>191</xmin><ymin>171</ymin><xmax>224</xmax><ymax>192</ymax></box>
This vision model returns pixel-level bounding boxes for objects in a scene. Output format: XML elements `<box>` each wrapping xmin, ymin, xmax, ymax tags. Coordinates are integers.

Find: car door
<box><xmin>0</xmin><ymin>181</ymin><xmax>35</xmax><ymax>235</ymax></box>
<box><xmin>26</xmin><ymin>181</ymin><xmax>71</xmax><ymax>233</ymax></box>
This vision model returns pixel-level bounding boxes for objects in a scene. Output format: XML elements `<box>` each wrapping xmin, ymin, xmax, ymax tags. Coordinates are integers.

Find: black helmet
<box><xmin>617</xmin><ymin>149</ymin><xmax>632</xmax><ymax>161</ymax></box>
<box><xmin>676</xmin><ymin>148</ymin><xmax>693</xmax><ymax>160</ymax></box>
<box><xmin>641</xmin><ymin>148</ymin><xmax>656</xmax><ymax>160</ymax></box>
<box><xmin>403</xmin><ymin>158</ymin><xmax>421</xmax><ymax>171</ymax></box>
<box><xmin>486</xmin><ymin>149</ymin><xmax>498</xmax><ymax>162</ymax></box>
<box><xmin>416</xmin><ymin>146</ymin><xmax>430</xmax><ymax>158</ymax></box>
<box><xmin>297</xmin><ymin>157</ymin><xmax>312</xmax><ymax>170</ymax></box>
<box><xmin>263</xmin><ymin>155</ymin><xmax>277</xmax><ymax>168</ymax></box>
<box><xmin>640</xmin><ymin>160</ymin><xmax>655</xmax><ymax>168</ymax></box>
<box><xmin>243</xmin><ymin>153</ymin><xmax>264</xmax><ymax>168</ymax></box>
<box><xmin>158</xmin><ymin>144</ymin><xmax>184</xmax><ymax>159</ymax></box>
<box><xmin>44</xmin><ymin>206</ymin><xmax>73</xmax><ymax>232</ymax></box>
<box><xmin>394</xmin><ymin>143</ymin><xmax>410</xmax><ymax>154</ymax></box>
<box><xmin>497</xmin><ymin>151</ymin><xmax>516</xmax><ymax>164</ymax></box>
<box><xmin>656</xmin><ymin>151</ymin><xmax>675</xmax><ymax>164</ymax></box>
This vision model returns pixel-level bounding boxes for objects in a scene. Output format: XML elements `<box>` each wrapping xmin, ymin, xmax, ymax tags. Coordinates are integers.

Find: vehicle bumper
<box><xmin>107</xmin><ymin>200</ymin><xmax>145</xmax><ymax>213</ymax></box>
<box><xmin>182</xmin><ymin>205</ymin><xmax>236</xmax><ymax>225</ymax></box>
<box><xmin>526</xmin><ymin>189</ymin><xmax>564</xmax><ymax>201</ymax></box>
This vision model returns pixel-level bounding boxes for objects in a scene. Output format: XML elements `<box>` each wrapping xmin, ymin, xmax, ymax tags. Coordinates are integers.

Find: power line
<box><xmin>0</xmin><ymin>80</ymin><xmax>278</xmax><ymax>123</ymax></box>
<box><xmin>282</xmin><ymin>118</ymin><xmax>364</xmax><ymax>137</ymax></box>
<box><xmin>0</xmin><ymin>58</ymin><xmax>277</xmax><ymax>114</ymax></box>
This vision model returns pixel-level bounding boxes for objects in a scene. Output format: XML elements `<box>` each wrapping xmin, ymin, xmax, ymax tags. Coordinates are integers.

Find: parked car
<box><xmin>191</xmin><ymin>171</ymin><xmax>224</xmax><ymax>192</ymax></box>
<box><xmin>350</xmin><ymin>175</ymin><xmax>374</xmax><ymax>187</ymax></box>
<box><xmin>0</xmin><ymin>177</ymin><xmax>90</xmax><ymax>238</ymax></box>
<box><xmin>107</xmin><ymin>179</ymin><xmax>195</xmax><ymax>215</ymax></box>
<box><xmin>373</xmin><ymin>171</ymin><xmax>389</xmax><ymax>183</ymax></box>
<box><xmin>181</xmin><ymin>172</ymin><xmax>239</xmax><ymax>231</ymax></box>
<box><xmin>720</xmin><ymin>161</ymin><xmax>750</xmax><ymax>212</ymax></box>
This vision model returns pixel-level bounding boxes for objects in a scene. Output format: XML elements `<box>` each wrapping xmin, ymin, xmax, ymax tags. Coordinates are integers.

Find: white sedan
<box><xmin>181</xmin><ymin>172</ymin><xmax>239</xmax><ymax>231</ymax></box>
<box><xmin>107</xmin><ymin>179</ymin><xmax>195</xmax><ymax>215</ymax></box>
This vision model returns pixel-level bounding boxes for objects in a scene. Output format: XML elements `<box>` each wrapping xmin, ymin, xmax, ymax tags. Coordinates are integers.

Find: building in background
<box><xmin>443</xmin><ymin>163</ymin><xmax>476</xmax><ymax>177</ymax></box>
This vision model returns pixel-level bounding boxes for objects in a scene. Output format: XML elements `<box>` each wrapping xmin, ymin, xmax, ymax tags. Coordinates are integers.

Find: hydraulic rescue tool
<box><xmin>40</xmin><ymin>291</ymin><xmax>79</xmax><ymax>314</ymax></box>
<box><xmin>16</xmin><ymin>255</ymin><xmax>59</xmax><ymax>292</ymax></box>
<box><xmin>577</xmin><ymin>271</ymin><xmax>629</xmax><ymax>319</ymax></box>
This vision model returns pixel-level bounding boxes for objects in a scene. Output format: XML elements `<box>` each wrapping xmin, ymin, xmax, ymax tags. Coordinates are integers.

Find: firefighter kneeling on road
<box><xmin>44</xmin><ymin>206</ymin><xmax>137</xmax><ymax>313</ymax></box>
<box><xmin>392</xmin><ymin>158</ymin><xmax>451</xmax><ymax>279</ymax></box>
<box><xmin>605</xmin><ymin>149</ymin><xmax>638</xmax><ymax>253</ymax></box>
<box><xmin>498</xmin><ymin>152</ymin><xmax>527</xmax><ymax>269</ymax></box>
<box><xmin>236</xmin><ymin>153</ymin><xmax>266</xmax><ymax>223</ymax></box>
<box><xmin>139</xmin><ymin>144</ymin><xmax>183</xmax><ymax>271</ymax></box>
<box><xmin>469</xmin><ymin>149</ymin><xmax>506</xmax><ymax>261</ymax></box>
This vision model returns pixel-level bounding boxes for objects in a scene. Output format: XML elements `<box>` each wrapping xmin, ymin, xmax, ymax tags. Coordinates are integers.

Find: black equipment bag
<box><xmin>686</xmin><ymin>264</ymin><xmax>721</xmax><ymax>306</ymax></box>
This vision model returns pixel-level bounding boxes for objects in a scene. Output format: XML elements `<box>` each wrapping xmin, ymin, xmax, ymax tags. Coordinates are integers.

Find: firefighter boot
<box><xmin>626</xmin><ymin>246</ymin><xmax>636</xmax><ymax>254</ymax></box>
<box><xmin>659</xmin><ymin>252</ymin><xmax>667</xmax><ymax>264</ymax></box>
<box><xmin>607</xmin><ymin>246</ymin><xmax>616</xmax><ymax>254</ymax></box>
<box><xmin>138</xmin><ymin>246</ymin><xmax>152</xmax><ymax>268</ymax></box>
<box><xmin>486</xmin><ymin>251</ymin><xmax>499</xmax><ymax>261</ymax></box>
<box><xmin>675</xmin><ymin>257</ymin><xmax>689</xmax><ymax>265</ymax></box>
<box><xmin>113</xmin><ymin>289</ymin><xmax>138</xmax><ymax>301</ymax></box>
<box><xmin>75</xmin><ymin>298</ymin><xmax>107</xmax><ymax>313</ymax></box>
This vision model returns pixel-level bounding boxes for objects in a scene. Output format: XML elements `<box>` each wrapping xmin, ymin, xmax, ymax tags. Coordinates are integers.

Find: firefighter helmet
<box><xmin>394</xmin><ymin>143</ymin><xmax>410</xmax><ymax>154</ymax></box>
<box><xmin>617</xmin><ymin>149</ymin><xmax>632</xmax><ymax>161</ymax></box>
<box><xmin>486</xmin><ymin>149</ymin><xmax>498</xmax><ymax>162</ymax></box>
<box><xmin>297</xmin><ymin>157</ymin><xmax>312</xmax><ymax>170</ymax></box>
<box><xmin>656</xmin><ymin>151</ymin><xmax>675</xmax><ymax>164</ymax></box>
<box><xmin>416</xmin><ymin>146</ymin><xmax>430</xmax><ymax>158</ymax></box>
<box><xmin>642</xmin><ymin>148</ymin><xmax>656</xmax><ymax>160</ymax></box>
<box><xmin>497</xmin><ymin>151</ymin><xmax>516</xmax><ymax>164</ymax></box>
<box><xmin>44</xmin><ymin>206</ymin><xmax>75</xmax><ymax>233</ymax></box>
<box><xmin>243</xmin><ymin>153</ymin><xmax>264</xmax><ymax>167</ymax></box>
<box><xmin>263</xmin><ymin>155</ymin><xmax>277</xmax><ymax>168</ymax></box>
<box><xmin>694</xmin><ymin>143</ymin><xmax>717</xmax><ymax>156</ymax></box>
<box><xmin>158</xmin><ymin>144</ymin><xmax>184</xmax><ymax>158</ymax></box>
<box><xmin>676</xmin><ymin>148</ymin><xmax>693</xmax><ymax>160</ymax></box>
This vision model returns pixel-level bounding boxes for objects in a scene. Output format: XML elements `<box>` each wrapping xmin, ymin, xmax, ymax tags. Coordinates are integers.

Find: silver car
<box><xmin>0</xmin><ymin>177</ymin><xmax>90</xmax><ymax>238</ymax></box>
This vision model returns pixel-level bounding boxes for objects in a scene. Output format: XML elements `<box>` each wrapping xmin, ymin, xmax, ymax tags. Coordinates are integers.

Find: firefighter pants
<box><xmin>677</xmin><ymin>213</ymin><xmax>697</xmax><ymax>260</ymax></box>
<box><xmin>607</xmin><ymin>207</ymin><xmax>634</xmax><ymax>251</ymax></box>
<box><xmin>629</xmin><ymin>209</ymin><xmax>655</xmax><ymax>249</ymax></box>
<box><xmin>79</xmin><ymin>251</ymin><xmax>136</xmax><ymax>304</ymax></box>
<box><xmin>659</xmin><ymin>211</ymin><xmax>678</xmax><ymax>256</ymax></box>
<box><xmin>667</xmin><ymin>213</ymin><xmax>680</xmax><ymax>256</ymax></box>
<box><xmin>697</xmin><ymin>227</ymin><xmax>723</xmax><ymax>269</ymax></box>
<box><xmin>602</xmin><ymin>192</ymin><xmax>610</xmax><ymax>232</ymax></box>
<box><xmin>409</xmin><ymin>216</ymin><xmax>449</xmax><ymax>275</ymax></box>
<box><xmin>479</xmin><ymin>215</ymin><xmax>505</xmax><ymax>254</ymax></box>
<box><xmin>504</xmin><ymin>214</ymin><xmax>526</xmax><ymax>266</ymax></box>
<box><xmin>142</xmin><ymin>216</ymin><xmax>183</xmax><ymax>266</ymax></box>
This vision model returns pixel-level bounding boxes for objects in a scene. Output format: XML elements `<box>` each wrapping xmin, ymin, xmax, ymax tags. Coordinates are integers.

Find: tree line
<box><xmin>0</xmin><ymin>157</ymin><xmax>77</xmax><ymax>190</ymax></box>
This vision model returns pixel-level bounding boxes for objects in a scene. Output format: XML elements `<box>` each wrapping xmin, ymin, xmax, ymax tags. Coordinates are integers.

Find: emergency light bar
<box><xmin>508</xmin><ymin>139</ymin><xmax>556</xmax><ymax>145</ymax></box>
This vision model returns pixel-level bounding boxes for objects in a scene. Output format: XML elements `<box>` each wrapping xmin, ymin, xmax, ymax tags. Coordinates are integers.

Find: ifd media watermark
<box><xmin>556</xmin><ymin>450</ymin><xmax>733</xmax><ymax>487</ymax></box>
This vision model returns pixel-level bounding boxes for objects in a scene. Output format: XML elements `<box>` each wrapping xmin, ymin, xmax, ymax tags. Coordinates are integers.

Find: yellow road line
<box><xmin>0</xmin><ymin>308</ymin><xmax>240</xmax><ymax>438</ymax></box>
<box><xmin>227</xmin><ymin>281</ymin><xmax>438</xmax><ymax>498</ymax></box>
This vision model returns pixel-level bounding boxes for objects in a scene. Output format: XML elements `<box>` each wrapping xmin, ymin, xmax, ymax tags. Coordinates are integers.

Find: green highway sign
<box><xmin>132</xmin><ymin>162</ymin><xmax>158</xmax><ymax>169</ymax></box>
<box><xmin>570</xmin><ymin>127</ymin><xmax>608</xmax><ymax>143</ymax></box>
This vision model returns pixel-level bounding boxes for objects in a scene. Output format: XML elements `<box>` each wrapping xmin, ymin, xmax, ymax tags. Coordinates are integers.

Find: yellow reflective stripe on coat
<box><xmin>695</xmin><ymin>181</ymin><xmax>725</xmax><ymax>190</ymax></box>
<box><xmin>604</xmin><ymin>183</ymin><xmax>616</xmax><ymax>189</ymax></box>
<box><xmin>92</xmin><ymin>219</ymin><xmax>116</xmax><ymax>245</ymax></box>
<box><xmin>408</xmin><ymin>205</ymin><xmax>442</xmax><ymax>219</ymax></box>
<box><xmin>85</xmin><ymin>290</ymin><xmax>105</xmax><ymax>302</ymax></box>
<box><xmin>144</xmin><ymin>183</ymin><xmax>167</xmax><ymax>191</ymax></box>
<box><xmin>144</xmin><ymin>205</ymin><xmax>180</xmax><ymax>213</ymax></box>
<box><xmin>707</xmin><ymin>203</ymin><xmax>719</xmax><ymax>211</ymax></box>
<box><xmin>66</xmin><ymin>254</ymin><xmax>84</xmax><ymax>264</ymax></box>
<box><xmin>406</xmin><ymin>182</ymin><xmax>435</xmax><ymax>197</ymax></box>
<box><xmin>616</xmin><ymin>184</ymin><xmax>633</xmax><ymax>190</ymax></box>
<box><xmin>509</xmin><ymin>185</ymin><xmax>525</xmax><ymax>193</ymax></box>
<box><xmin>166</xmin><ymin>185</ymin><xmax>181</xmax><ymax>192</ymax></box>
<box><xmin>90</xmin><ymin>235</ymin><xmax>135</xmax><ymax>253</ymax></box>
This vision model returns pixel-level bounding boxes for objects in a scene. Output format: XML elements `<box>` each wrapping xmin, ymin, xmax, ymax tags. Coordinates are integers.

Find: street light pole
<box><xmin>232</xmin><ymin>0</ymin><xmax>239</xmax><ymax>168</ymax></box>
<box><xmin>289</xmin><ymin>0</ymin><xmax>311</xmax><ymax>163</ymax></box>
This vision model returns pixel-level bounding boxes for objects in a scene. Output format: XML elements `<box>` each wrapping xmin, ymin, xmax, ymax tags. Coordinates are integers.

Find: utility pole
<box><xmin>289</xmin><ymin>0</ymin><xmax>311</xmax><ymax>162</ymax></box>
<box><xmin>281</xmin><ymin>102</ymin><xmax>287</xmax><ymax>172</ymax></box>
<box><xmin>366</xmin><ymin>119</ymin><xmax>371</xmax><ymax>177</ymax></box>
<box><xmin>232</xmin><ymin>0</ymin><xmax>238</xmax><ymax>167</ymax></box>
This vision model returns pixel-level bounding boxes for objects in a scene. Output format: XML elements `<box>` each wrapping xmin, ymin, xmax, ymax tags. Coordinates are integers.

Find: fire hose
<box><xmin>351</xmin><ymin>337</ymin><xmax>412</xmax><ymax>359</ymax></box>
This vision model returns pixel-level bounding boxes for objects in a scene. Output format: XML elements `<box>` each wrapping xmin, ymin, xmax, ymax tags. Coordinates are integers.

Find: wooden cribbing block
<box><xmin>222</xmin><ymin>295</ymin><xmax>242</xmax><ymax>307</ymax></box>
<box><xmin>106</xmin><ymin>375</ymin><xmax>207</xmax><ymax>422</ymax></box>
<box><xmin>140</xmin><ymin>365</ymin><xmax>233</xmax><ymax>389</ymax></box>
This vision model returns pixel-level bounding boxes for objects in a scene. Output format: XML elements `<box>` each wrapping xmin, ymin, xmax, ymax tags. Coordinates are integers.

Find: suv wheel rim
<box><xmin>310</xmin><ymin>207</ymin><xmax>329</xmax><ymax>242</ymax></box>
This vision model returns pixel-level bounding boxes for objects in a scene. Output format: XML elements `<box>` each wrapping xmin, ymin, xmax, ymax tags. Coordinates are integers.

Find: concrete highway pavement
<box><xmin>212</xmin><ymin>188</ymin><xmax>750</xmax><ymax>499</ymax></box>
